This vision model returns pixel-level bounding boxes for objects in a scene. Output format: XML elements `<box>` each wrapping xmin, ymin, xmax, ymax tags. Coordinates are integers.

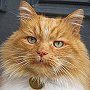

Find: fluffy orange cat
<box><xmin>0</xmin><ymin>1</ymin><xmax>90</xmax><ymax>90</ymax></box>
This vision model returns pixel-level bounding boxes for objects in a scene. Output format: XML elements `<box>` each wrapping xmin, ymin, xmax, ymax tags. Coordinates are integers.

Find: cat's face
<box><xmin>1</xmin><ymin>1</ymin><xmax>87</xmax><ymax>80</ymax></box>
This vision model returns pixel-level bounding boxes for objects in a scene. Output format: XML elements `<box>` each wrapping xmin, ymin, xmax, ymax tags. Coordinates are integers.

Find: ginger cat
<box><xmin>0</xmin><ymin>1</ymin><xmax>90</xmax><ymax>90</ymax></box>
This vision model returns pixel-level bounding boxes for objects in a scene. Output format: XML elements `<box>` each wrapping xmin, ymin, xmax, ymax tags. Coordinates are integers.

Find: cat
<box><xmin>0</xmin><ymin>1</ymin><xmax>90</xmax><ymax>90</ymax></box>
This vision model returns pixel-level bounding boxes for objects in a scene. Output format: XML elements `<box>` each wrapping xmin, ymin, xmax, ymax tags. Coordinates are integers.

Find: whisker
<box><xmin>60</xmin><ymin>57</ymin><xmax>89</xmax><ymax>79</ymax></box>
<box><xmin>61</xmin><ymin>65</ymin><xmax>73</xmax><ymax>79</ymax></box>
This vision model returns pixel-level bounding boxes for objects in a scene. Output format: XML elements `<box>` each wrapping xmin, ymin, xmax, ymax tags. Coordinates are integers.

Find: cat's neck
<box><xmin>1</xmin><ymin>75</ymin><xmax>85</xmax><ymax>90</ymax></box>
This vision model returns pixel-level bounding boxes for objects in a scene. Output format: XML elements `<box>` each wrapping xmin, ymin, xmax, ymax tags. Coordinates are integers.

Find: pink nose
<box><xmin>37</xmin><ymin>50</ymin><xmax>48</xmax><ymax>57</ymax></box>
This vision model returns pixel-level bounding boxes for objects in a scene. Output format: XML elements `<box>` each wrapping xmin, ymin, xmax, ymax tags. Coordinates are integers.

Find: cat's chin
<box><xmin>25</xmin><ymin>60</ymin><xmax>62</xmax><ymax>80</ymax></box>
<box><xmin>27</xmin><ymin>66</ymin><xmax>60</xmax><ymax>81</ymax></box>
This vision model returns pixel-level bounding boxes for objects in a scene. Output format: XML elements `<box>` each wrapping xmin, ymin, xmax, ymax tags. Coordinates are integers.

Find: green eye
<box><xmin>27</xmin><ymin>36</ymin><xmax>37</xmax><ymax>44</ymax></box>
<box><xmin>53</xmin><ymin>41</ymin><xmax>64</xmax><ymax>48</ymax></box>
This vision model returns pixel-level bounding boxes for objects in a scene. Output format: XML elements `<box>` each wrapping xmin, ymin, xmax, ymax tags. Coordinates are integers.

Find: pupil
<box><xmin>56</xmin><ymin>42</ymin><xmax>60</xmax><ymax>46</ymax></box>
<box><xmin>31</xmin><ymin>38</ymin><xmax>34</xmax><ymax>41</ymax></box>
<box><xmin>57</xmin><ymin>42</ymin><xmax>60</xmax><ymax>45</ymax></box>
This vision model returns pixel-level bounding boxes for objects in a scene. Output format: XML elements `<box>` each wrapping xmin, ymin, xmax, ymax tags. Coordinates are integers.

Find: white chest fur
<box><xmin>0</xmin><ymin>77</ymin><xmax>85</xmax><ymax>90</ymax></box>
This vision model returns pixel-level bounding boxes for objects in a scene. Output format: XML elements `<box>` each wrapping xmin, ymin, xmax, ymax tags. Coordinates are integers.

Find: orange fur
<box><xmin>0</xmin><ymin>1</ymin><xmax>90</xmax><ymax>90</ymax></box>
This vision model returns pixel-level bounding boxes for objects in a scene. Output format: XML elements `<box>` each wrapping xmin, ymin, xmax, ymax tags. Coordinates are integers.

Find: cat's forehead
<box><xmin>36</xmin><ymin>16</ymin><xmax>62</xmax><ymax>39</ymax></box>
<box><xmin>22</xmin><ymin>16</ymin><xmax>63</xmax><ymax>40</ymax></box>
<box><xmin>39</xmin><ymin>16</ymin><xmax>61</xmax><ymax>30</ymax></box>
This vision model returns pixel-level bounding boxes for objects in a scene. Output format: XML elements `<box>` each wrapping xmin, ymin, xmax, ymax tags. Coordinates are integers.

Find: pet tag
<box><xmin>29</xmin><ymin>77</ymin><xmax>44</xmax><ymax>89</ymax></box>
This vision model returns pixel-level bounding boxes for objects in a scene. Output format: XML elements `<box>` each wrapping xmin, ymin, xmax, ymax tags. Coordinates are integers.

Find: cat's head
<box><xmin>1</xmin><ymin>1</ymin><xmax>89</xmax><ymax>80</ymax></box>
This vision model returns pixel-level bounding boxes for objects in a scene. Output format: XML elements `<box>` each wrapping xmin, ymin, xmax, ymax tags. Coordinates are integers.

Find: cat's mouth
<box><xmin>32</xmin><ymin>60</ymin><xmax>48</xmax><ymax>66</ymax></box>
<box><xmin>31</xmin><ymin>58</ymin><xmax>50</xmax><ymax>67</ymax></box>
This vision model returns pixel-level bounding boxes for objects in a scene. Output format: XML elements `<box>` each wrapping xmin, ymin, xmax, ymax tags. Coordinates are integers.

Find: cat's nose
<box><xmin>37</xmin><ymin>50</ymin><xmax>48</xmax><ymax>57</ymax></box>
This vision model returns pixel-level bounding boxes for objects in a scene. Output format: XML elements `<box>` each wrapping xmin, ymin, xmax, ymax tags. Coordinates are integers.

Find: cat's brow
<box><xmin>21</xmin><ymin>27</ymin><xmax>36</xmax><ymax>36</ymax></box>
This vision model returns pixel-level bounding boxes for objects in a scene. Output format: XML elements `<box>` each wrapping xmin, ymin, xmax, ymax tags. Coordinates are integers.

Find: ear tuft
<box><xmin>65</xmin><ymin>9</ymin><xmax>84</xmax><ymax>27</ymax></box>
<box><xmin>64</xmin><ymin>9</ymin><xmax>84</xmax><ymax>37</ymax></box>
<box><xmin>19</xmin><ymin>1</ymin><xmax>37</xmax><ymax>19</ymax></box>
<box><xmin>64</xmin><ymin>9</ymin><xmax>84</xmax><ymax>36</ymax></box>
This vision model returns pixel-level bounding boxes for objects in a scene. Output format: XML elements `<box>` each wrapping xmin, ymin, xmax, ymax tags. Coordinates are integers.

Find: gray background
<box><xmin>0</xmin><ymin>0</ymin><xmax>90</xmax><ymax>53</ymax></box>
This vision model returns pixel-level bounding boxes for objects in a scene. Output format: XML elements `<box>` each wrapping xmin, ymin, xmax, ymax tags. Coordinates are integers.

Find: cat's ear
<box><xmin>19</xmin><ymin>1</ymin><xmax>37</xmax><ymax>19</ymax></box>
<box><xmin>64</xmin><ymin>9</ymin><xmax>84</xmax><ymax>35</ymax></box>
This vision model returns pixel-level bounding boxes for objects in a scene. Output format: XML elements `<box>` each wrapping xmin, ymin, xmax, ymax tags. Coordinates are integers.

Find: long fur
<box><xmin>0</xmin><ymin>1</ymin><xmax>90</xmax><ymax>90</ymax></box>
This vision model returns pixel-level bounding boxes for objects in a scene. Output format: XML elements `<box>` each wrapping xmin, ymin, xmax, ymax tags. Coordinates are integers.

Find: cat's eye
<box><xmin>53</xmin><ymin>41</ymin><xmax>64</xmax><ymax>48</ymax></box>
<box><xmin>27</xmin><ymin>36</ymin><xmax>37</xmax><ymax>44</ymax></box>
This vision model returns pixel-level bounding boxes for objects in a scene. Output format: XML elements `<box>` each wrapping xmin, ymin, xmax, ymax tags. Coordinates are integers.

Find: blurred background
<box><xmin>0</xmin><ymin>0</ymin><xmax>90</xmax><ymax>52</ymax></box>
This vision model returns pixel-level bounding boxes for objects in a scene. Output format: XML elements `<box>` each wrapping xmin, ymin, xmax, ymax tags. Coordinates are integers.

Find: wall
<box><xmin>0</xmin><ymin>0</ymin><xmax>20</xmax><ymax>44</ymax></box>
